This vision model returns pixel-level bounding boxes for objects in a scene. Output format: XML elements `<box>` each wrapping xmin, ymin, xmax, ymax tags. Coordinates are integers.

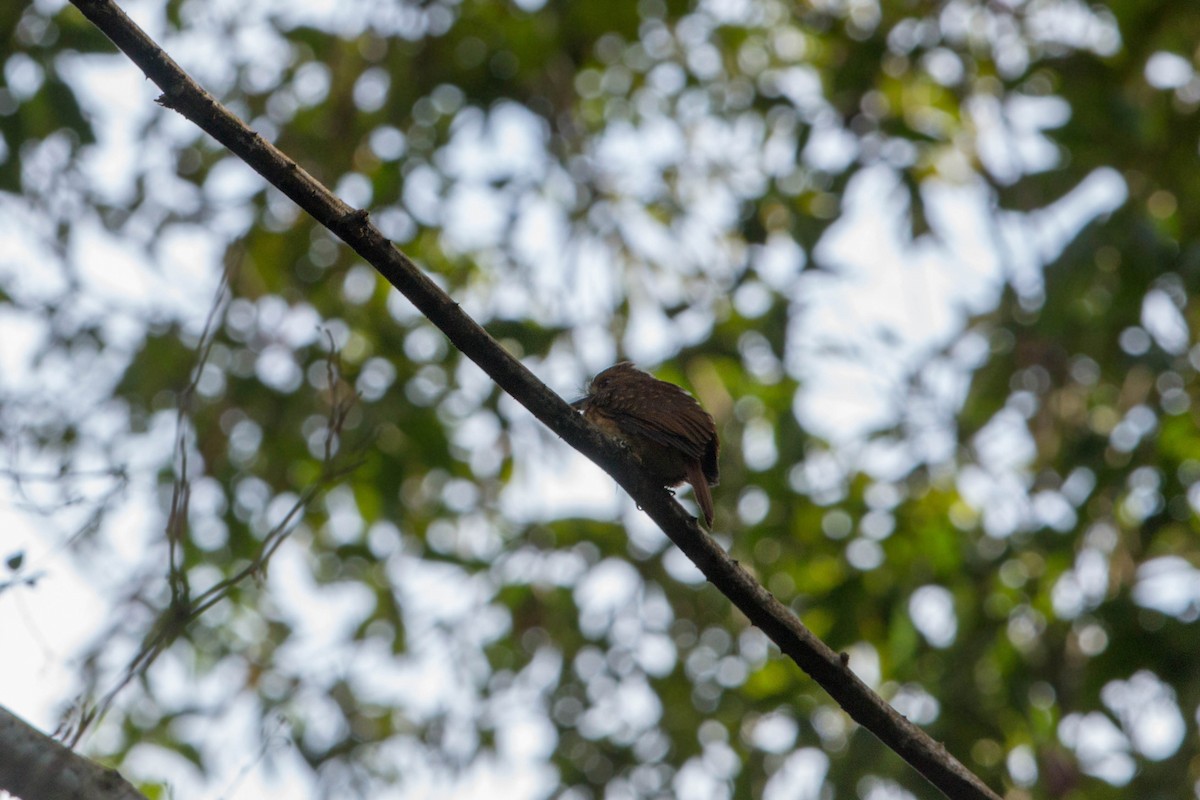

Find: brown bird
<box><xmin>573</xmin><ymin>362</ymin><xmax>720</xmax><ymax>526</ymax></box>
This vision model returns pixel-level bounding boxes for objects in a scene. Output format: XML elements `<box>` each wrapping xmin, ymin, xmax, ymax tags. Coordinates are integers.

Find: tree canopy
<box><xmin>3</xmin><ymin>0</ymin><xmax>1200</xmax><ymax>798</ymax></box>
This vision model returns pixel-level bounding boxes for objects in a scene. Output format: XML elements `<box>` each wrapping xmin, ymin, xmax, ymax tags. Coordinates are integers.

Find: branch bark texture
<box><xmin>0</xmin><ymin>705</ymin><xmax>147</xmax><ymax>800</ymax></box>
<box><xmin>65</xmin><ymin>2</ymin><xmax>1003</xmax><ymax>798</ymax></box>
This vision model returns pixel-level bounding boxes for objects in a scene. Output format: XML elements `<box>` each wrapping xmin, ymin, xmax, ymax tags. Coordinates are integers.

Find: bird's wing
<box><xmin>606</xmin><ymin>401</ymin><xmax>714</xmax><ymax>465</ymax></box>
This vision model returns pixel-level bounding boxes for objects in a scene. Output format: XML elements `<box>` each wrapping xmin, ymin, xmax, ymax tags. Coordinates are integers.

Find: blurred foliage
<box><xmin>4</xmin><ymin>0</ymin><xmax>1200</xmax><ymax>798</ymax></box>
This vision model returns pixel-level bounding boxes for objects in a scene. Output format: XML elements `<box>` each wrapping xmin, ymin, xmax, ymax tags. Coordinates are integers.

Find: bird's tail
<box><xmin>686</xmin><ymin>460</ymin><xmax>715</xmax><ymax>527</ymax></box>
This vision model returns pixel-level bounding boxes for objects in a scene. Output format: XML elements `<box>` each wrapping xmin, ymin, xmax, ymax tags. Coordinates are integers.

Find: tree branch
<box><xmin>0</xmin><ymin>705</ymin><xmax>147</xmax><ymax>800</ymax></box>
<box><xmin>64</xmin><ymin>2</ymin><xmax>1002</xmax><ymax>798</ymax></box>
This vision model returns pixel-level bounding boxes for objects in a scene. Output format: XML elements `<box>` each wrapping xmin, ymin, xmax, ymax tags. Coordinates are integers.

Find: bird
<box><xmin>572</xmin><ymin>362</ymin><xmax>719</xmax><ymax>526</ymax></box>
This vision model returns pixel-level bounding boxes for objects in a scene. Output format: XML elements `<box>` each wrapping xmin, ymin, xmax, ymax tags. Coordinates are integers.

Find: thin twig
<box><xmin>66</xmin><ymin>280</ymin><xmax>360</xmax><ymax>747</ymax></box>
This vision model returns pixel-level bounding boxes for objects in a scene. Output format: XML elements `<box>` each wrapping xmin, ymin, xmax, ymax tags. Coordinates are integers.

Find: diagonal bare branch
<box><xmin>64</xmin><ymin>2</ymin><xmax>1002</xmax><ymax>798</ymax></box>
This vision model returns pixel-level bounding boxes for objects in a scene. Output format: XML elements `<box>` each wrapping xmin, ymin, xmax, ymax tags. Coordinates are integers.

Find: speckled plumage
<box><xmin>574</xmin><ymin>362</ymin><xmax>719</xmax><ymax>526</ymax></box>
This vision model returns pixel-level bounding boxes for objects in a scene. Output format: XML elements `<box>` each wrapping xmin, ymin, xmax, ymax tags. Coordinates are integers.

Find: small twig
<box><xmin>66</xmin><ymin>279</ymin><xmax>361</xmax><ymax>747</ymax></box>
<box><xmin>165</xmin><ymin>268</ymin><xmax>231</xmax><ymax>604</ymax></box>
